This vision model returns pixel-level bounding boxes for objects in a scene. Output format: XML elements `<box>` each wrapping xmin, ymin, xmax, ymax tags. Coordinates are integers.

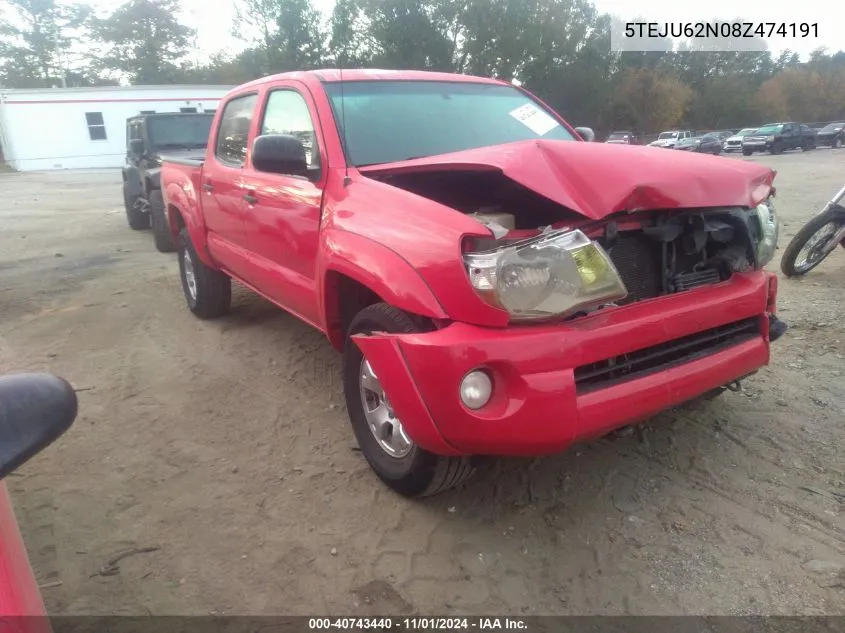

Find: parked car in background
<box><xmin>674</xmin><ymin>133</ymin><xmax>722</xmax><ymax>154</ymax></box>
<box><xmin>711</xmin><ymin>130</ymin><xmax>735</xmax><ymax>141</ymax></box>
<box><xmin>723</xmin><ymin>128</ymin><xmax>758</xmax><ymax>152</ymax></box>
<box><xmin>649</xmin><ymin>129</ymin><xmax>694</xmax><ymax>148</ymax></box>
<box><xmin>161</xmin><ymin>68</ymin><xmax>784</xmax><ymax>497</ymax></box>
<box><xmin>814</xmin><ymin>122</ymin><xmax>845</xmax><ymax>148</ymax></box>
<box><xmin>122</xmin><ymin>112</ymin><xmax>215</xmax><ymax>252</ymax></box>
<box><xmin>742</xmin><ymin>122</ymin><xmax>816</xmax><ymax>155</ymax></box>
<box><xmin>605</xmin><ymin>131</ymin><xmax>637</xmax><ymax>145</ymax></box>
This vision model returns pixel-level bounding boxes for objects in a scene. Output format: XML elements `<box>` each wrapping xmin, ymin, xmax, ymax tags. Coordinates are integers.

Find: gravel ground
<box><xmin>0</xmin><ymin>149</ymin><xmax>843</xmax><ymax>616</ymax></box>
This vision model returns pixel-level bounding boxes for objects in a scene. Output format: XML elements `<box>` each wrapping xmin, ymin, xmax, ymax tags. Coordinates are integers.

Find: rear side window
<box><xmin>215</xmin><ymin>94</ymin><xmax>257</xmax><ymax>166</ymax></box>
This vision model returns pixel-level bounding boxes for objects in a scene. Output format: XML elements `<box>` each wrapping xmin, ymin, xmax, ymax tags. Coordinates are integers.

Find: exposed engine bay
<box><xmin>370</xmin><ymin>169</ymin><xmax>763</xmax><ymax>307</ymax></box>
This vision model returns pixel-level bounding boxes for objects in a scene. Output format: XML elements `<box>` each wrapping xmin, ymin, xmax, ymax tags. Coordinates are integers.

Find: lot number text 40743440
<box><xmin>308</xmin><ymin>617</ymin><xmax>529</xmax><ymax>630</ymax></box>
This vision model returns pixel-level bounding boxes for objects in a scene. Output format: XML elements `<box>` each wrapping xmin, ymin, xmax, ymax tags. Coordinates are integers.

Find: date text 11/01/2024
<box><xmin>308</xmin><ymin>618</ymin><xmax>528</xmax><ymax>630</ymax></box>
<box><xmin>624</xmin><ymin>22</ymin><xmax>819</xmax><ymax>39</ymax></box>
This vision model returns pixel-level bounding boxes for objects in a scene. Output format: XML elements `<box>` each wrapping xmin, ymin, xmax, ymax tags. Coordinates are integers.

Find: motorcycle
<box><xmin>781</xmin><ymin>184</ymin><xmax>845</xmax><ymax>276</ymax></box>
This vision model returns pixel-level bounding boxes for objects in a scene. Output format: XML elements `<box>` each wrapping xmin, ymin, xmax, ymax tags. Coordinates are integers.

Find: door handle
<box><xmin>243</xmin><ymin>192</ymin><xmax>258</xmax><ymax>204</ymax></box>
<box><xmin>201</xmin><ymin>182</ymin><xmax>213</xmax><ymax>192</ymax></box>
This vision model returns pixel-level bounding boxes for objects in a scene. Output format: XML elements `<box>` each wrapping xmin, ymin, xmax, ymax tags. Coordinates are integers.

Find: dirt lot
<box><xmin>1</xmin><ymin>149</ymin><xmax>844</xmax><ymax>616</ymax></box>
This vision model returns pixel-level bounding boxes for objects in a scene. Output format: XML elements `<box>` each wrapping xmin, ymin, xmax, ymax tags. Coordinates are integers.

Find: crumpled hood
<box><xmin>359</xmin><ymin>139</ymin><xmax>775</xmax><ymax>220</ymax></box>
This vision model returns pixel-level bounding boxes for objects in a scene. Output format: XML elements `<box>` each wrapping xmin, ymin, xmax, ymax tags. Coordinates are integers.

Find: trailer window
<box><xmin>85</xmin><ymin>112</ymin><xmax>107</xmax><ymax>141</ymax></box>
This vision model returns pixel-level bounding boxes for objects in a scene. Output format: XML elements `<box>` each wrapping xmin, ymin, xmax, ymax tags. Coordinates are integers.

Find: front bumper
<box><xmin>742</xmin><ymin>141</ymin><xmax>770</xmax><ymax>152</ymax></box>
<box><xmin>353</xmin><ymin>271</ymin><xmax>782</xmax><ymax>457</ymax></box>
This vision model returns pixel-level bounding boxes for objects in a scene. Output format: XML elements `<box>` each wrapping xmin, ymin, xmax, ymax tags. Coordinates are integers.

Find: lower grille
<box><xmin>574</xmin><ymin>317</ymin><xmax>760</xmax><ymax>394</ymax></box>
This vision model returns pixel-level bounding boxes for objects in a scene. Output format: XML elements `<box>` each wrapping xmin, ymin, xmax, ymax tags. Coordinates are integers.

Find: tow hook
<box><xmin>769</xmin><ymin>314</ymin><xmax>787</xmax><ymax>342</ymax></box>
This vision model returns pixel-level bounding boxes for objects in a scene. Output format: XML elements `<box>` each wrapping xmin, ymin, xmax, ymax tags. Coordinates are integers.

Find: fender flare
<box><xmin>320</xmin><ymin>229</ymin><xmax>449</xmax><ymax>347</ymax></box>
<box><xmin>145</xmin><ymin>168</ymin><xmax>161</xmax><ymax>192</ymax></box>
<box><xmin>164</xmin><ymin>181</ymin><xmax>216</xmax><ymax>268</ymax></box>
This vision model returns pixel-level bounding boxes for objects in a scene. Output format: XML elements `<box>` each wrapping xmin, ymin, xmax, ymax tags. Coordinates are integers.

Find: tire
<box><xmin>177</xmin><ymin>227</ymin><xmax>231</xmax><ymax>318</ymax></box>
<box><xmin>123</xmin><ymin>182</ymin><xmax>149</xmax><ymax>230</ymax></box>
<box><xmin>833</xmin><ymin>137</ymin><xmax>842</xmax><ymax>149</ymax></box>
<box><xmin>150</xmin><ymin>189</ymin><xmax>175</xmax><ymax>253</ymax></box>
<box><xmin>770</xmin><ymin>142</ymin><xmax>783</xmax><ymax>155</ymax></box>
<box><xmin>742</xmin><ymin>149</ymin><xmax>752</xmax><ymax>156</ymax></box>
<box><xmin>780</xmin><ymin>206</ymin><xmax>845</xmax><ymax>277</ymax></box>
<box><xmin>343</xmin><ymin>303</ymin><xmax>474</xmax><ymax>497</ymax></box>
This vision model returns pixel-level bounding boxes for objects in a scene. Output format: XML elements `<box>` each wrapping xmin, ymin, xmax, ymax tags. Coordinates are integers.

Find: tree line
<box><xmin>2</xmin><ymin>0</ymin><xmax>845</xmax><ymax>134</ymax></box>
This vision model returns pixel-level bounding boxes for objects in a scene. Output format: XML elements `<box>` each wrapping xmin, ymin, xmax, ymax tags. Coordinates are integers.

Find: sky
<box><xmin>114</xmin><ymin>0</ymin><xmax>840</xmax><ymax>63</ymax></box>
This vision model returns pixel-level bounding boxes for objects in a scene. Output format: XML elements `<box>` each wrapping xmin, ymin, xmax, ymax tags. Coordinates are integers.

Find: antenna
<box><xmin>339</xmin><ymin>47</ymin><xmax>350</xmax><ymax>187</ymax></box>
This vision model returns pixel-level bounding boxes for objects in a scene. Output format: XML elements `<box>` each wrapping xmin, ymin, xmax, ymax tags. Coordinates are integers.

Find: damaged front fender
<box><xmin>350</xmin><ymin>332</ymin><xmax>463</xmax><ymax>456</ymax></box>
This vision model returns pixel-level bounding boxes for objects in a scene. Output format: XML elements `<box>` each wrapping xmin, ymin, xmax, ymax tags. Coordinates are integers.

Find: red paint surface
<box><xmin>162</xmin><ymin>69</ymin><xmax>779</xmax><ymax>457</ymax></box>
<box><xmin>354</xmin><ymin>271</ymin><xmax>771</xmax><ymax>454</ymax></box>
<box><xmin>0</xmin><ymin>484</ymin><xmax>49</xmax><ymax>622</ymax></box>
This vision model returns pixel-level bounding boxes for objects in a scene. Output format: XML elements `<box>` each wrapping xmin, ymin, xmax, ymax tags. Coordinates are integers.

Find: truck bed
<box><xmin>160</xmin><ymin>154</ymin><xmax>205</xmax><ymax>167</ymax></box>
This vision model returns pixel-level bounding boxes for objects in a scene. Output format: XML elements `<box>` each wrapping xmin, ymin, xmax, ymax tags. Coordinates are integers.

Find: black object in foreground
<box><xmin>0</xmin><ymin>373</ymin><xmax>78</xmax><ymax>480</ymax></box>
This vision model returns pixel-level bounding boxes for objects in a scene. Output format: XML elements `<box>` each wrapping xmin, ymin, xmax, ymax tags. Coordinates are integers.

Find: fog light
<box><xmin>460</xmin><ymin>370</ymin><xmax>493</xmax><ymax>410</ymax></box>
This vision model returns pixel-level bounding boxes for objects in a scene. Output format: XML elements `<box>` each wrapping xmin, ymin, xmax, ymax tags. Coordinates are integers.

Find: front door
<box><xmin>239</xmin><ymin>83</ymin><xmax>326</xmax><ymax>327</ymax></box>
<box><xmin>201</xmin><ymin>92</ymin><xmax>259</xmax><ymax>278</ymax></box>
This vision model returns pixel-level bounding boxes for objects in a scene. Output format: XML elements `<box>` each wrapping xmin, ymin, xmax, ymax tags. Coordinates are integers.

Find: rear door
<box><xmin>200</xmin><ymin>92</ymin><xmax>259</xmax><ymax>278</ymax></box>
<box><xmin>239</xmin><ymin>81</ymin><xmax>327</xmax><ymax>326</ymax></box>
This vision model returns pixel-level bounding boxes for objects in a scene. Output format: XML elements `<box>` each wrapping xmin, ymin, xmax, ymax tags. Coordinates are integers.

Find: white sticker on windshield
<box><xmin>509</xmin><ymin>103</ymin><xmax>560</xmax><ymax>136</ymax></box>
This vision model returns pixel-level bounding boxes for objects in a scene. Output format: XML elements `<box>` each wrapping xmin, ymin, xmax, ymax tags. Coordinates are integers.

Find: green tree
<box><xmin>92</xmin><ymin>0</ymin><xmax>195</xmax><ymax>84</ymax></box>
<box><xmin>0</xmin><ymin>0</ymin><xmax>92</xmax><ymax>88</ymax></box>
<box><xmin>234</xmin><ymin>0</ymin><xmax>326</xmax><ymax>74</ymax></box>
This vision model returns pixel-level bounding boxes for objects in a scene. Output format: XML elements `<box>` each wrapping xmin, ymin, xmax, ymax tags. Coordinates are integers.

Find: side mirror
<box><xmin>129</xmin><ymin>139</ymin><xmax>145</xmax><ymax>156</ymax></box>
<box><xmin>575</xmin><ymin>126</ymin><xmax>596</xmax><ymax>142</ymax></box>
<box><xmin>252</xmin><ymin>134</ymin><xmax>309</xmax><ymax>178</ymax></box>
<box><xmin>0</xmin><ymin>374</ymin><xmax>78</xmax><ymax>480</ymax></box>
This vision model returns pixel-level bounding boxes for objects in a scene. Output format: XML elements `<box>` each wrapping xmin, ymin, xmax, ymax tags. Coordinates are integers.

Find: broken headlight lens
<box><xmin>463</xmin><ymin>229</ymin><xmax>628</xmax><ymax>320</ymax></box>
<box><xmin>754</xmin><ymin>196</ymin><xmax>779</xmax><ymax>267</ymax></box>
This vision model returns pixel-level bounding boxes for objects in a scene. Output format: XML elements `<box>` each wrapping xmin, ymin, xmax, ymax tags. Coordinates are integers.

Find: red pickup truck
<box><xmin>161</xmin><ymin>69</ymin><xmax>785</xmax><ymax>497</ymax></box>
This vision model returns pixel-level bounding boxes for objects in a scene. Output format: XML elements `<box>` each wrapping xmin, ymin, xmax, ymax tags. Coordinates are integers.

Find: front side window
<box><xmin>324</xmin><ymin>81</ymin><xmax>575</xmax><ymax>167</ymax></box>
<box><xmin>261</xmin><ymin>90</ymin><xmax>320</xmax><ymax>169</ymax></box>
<box><xmin>215</xmin><ymin>93</ymin><xmax>258</xmax><ymax>166</ymax></box>
<box><xmin>658</xmin><ymin>132</ymin><xmax>677</xmax><ymax>139</ymax></box>
<box><xmin>86</xmin><ymin>112</ymin><xmax>106</xmax><ymax>141</ymax></box>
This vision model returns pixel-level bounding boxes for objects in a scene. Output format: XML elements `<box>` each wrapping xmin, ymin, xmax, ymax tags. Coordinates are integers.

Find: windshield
<box><xmin>737</xmin><ymin>128</ymin><xmax>757</xmax><ymax>136</ymax></box>
<box><xmin>608</xmin><ymin>133</ymin><xmax>629</xmax><ymax>140</ymax></box>
<box><xmin>658</xmin><ymin>132</ymin><xmax>678</xmax><ymax>139</ymax></box>
<box><xmin>755</xmin><ymin>125</ymin><xmax>783</xmax><ymax>135</ymax></box>
<box><xmin>147</xmin><ymin>115</ymin><xmax>214</xmax><ymax>149</ymax></box>
<box><xmin>820</xmin><ymin>123</ymin><xmax>845</xmax><ymax>133</ymax></box>
<box><xmin>324</xmin><ymin>81</ymin><xmax>576</xmax><ymax>166</ymax></box>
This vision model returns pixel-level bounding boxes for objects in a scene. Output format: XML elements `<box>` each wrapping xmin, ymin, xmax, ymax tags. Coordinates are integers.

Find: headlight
<box><xmin>754</xmin><ymin>197</ymin><xmax>779</xmax><ymax>267</ymax></box>
<box><xmin>463</xmin><ymin>229</ymin><xmax>628</xmax><ymax>321</ymax></box>
<box><xmin>766</xmin><ymin>135</ymin><xmax>775</xmax><ymax>142</ymax></box>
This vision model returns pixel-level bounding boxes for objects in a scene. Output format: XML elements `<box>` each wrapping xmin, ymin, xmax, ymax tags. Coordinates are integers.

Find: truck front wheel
<box><xmin>123</xmin><ymin>182</ymin><xmax>149</xmax><ymax>230</ymax></box>
<box><xmin>343</xmin><ymin>303</ymin><xmax>474</xmax><ymax>497</ymax></box>
<box><xmin>150</xmin><ymin>190</ymin><xmax>175</xmax><ymax>253</ymax></box>
<box><xmin>177</xmin><ymin>228</ymin><xmax>231</xmax><ymax>319</ymax></box>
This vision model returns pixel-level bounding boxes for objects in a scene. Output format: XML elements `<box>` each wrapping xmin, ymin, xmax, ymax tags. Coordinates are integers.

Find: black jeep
<box><xmin>122</xmin><ymin>113</ymin><xmax>213</xmax><ymax>252</ymax></box>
